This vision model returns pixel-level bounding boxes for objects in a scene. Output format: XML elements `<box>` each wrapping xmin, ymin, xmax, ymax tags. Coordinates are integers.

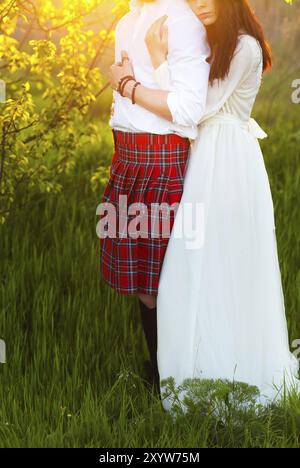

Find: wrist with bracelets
<box><xmin>117</xmin><ymin>75</ymin><xmax>141</xmax><ymax>105</ymax></box>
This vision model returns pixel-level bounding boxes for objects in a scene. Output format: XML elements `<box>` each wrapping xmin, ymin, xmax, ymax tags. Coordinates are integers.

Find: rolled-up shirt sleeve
<box><xmin>166</xmin><ymin>16</ymin><xmax>210</xmax><ymax>127</ymax></box>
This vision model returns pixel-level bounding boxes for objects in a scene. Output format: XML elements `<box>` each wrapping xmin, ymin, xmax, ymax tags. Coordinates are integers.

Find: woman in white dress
<box><xmin>113</xmin><ymin>0</ymin><xmax>300</xmax><ymax>412</ymax></box>
<box><xmin>142</xmin><ymin>0</ymin><xmax>300</xmax><ymax>411</ymax></box>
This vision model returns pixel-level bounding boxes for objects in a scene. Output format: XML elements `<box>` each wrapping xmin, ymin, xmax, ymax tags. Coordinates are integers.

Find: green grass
<box><xmin>0</xmin><ymin>78</ymin><xmax>300</xmax><ymax>447</ymax></box>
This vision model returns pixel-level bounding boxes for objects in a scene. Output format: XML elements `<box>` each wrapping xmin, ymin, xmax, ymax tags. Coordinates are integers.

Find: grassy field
<box><xmin>0</xmin><ymin>72</ymin><xmax>300</xmax><ymax>447</ymax></box>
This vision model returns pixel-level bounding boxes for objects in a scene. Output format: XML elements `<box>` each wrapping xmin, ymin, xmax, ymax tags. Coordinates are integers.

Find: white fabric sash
<box><xmin>200</xmin><ymin>112</ymin><xmax>268</xmax><ymax>139</ymax></box>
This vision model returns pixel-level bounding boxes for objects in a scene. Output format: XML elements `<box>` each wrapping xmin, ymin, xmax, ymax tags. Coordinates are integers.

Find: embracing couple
<box><xmin>100</xmin><ymin>0</ymin><xmax>300</xmax><ymax>412</ymax></box>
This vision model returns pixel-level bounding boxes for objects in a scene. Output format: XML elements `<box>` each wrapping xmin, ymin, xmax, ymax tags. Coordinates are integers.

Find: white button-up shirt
<box><xmin>110</xmin><ymin>0</ymin><xmax>210</xmax><ymax>140</ymax></box>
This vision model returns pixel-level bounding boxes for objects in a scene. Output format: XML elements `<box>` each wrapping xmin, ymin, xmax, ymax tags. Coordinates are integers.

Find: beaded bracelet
<box><xmin>131</xmin><ymin>81</ymin><xmax>141</xmax><ymax>105</ymax></box>
<box><xmin>120</xmin><ymin>77</ymin><xmax>136</xmax><ymax>97</ymax></box>
<box><xmin>117</xmin><ymin>75</ymin><xmax>135</xmax><ymax>95</ymax></box>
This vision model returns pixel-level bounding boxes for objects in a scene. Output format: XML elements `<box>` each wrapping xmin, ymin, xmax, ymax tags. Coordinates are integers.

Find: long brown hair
<box><xmin>206</xmin><ymin>0</ymin><xmax>272</xmax><ymax>83</ymax></box>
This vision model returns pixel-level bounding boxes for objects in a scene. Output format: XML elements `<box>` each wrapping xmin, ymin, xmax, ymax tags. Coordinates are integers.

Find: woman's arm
<box><xmin>120</xmin><ymin>15</ymin><xmax>171</xmax><ymax>120</ymax></box>
<box><xmin>145</xmin><ymin>15</ymin><xmax>169</xmax><ymax>70</ymax></box>
<box><xmin>145</xmin><ymin>15</ymin><xmax>171</xmax><ymax>91</ymax></box>
<box><xmin>151</xmin><ymin>35</ymin><xmax>264</xmax><ymax>129</ymax></box>
<box><xmin>147</xmin><ymin>21</ymin><xmax>264</xmax><ymax>129</ymax></box>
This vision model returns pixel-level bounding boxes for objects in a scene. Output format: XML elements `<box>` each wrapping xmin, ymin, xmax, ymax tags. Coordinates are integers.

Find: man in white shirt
<box><xmin>110</xmin><ymin>0</ymin><xmax>210</xmax><ymax>138</ymax></box>
<box><xmin>100</xmin><ymin>0</ymin><xmax>210</xmax><ymax>397</ymax></box>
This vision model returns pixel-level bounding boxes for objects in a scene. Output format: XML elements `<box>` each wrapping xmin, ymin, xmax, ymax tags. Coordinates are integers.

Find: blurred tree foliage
<box><xmin>0</xmin><ymin>0</ymin><xmax>129</xmax><ymax>223</ymax></box>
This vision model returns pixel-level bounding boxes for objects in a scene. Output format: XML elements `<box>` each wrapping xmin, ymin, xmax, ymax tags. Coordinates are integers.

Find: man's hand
<box><xmin>109</xmin><ymin>51</ymin><xmax>135</xmax><ymax>91</ymax></box>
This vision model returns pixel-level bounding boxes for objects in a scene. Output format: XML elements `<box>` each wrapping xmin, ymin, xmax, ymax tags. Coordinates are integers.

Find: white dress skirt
<box><xmin>153</xmin><ymin>34</ymin><xmax>300</xmax><ymax>412</ymax></box>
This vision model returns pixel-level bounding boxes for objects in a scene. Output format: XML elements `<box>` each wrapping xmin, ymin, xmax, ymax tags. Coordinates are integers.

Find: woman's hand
<box><xmin>109</xmin><ymin>51</ymin><xmax>135</xmax><ymax>92</ymax></box>
<box><xmin>145</xmin><ymin>15</ymin><xmax>169</xmax><ymax>70</ymax></box>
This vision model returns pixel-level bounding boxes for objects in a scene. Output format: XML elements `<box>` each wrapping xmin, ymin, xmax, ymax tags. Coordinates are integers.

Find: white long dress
<box><xmin>154</xmin><ymin>34</ymin><xmax>300</xmax><ymax>412</ymax></box>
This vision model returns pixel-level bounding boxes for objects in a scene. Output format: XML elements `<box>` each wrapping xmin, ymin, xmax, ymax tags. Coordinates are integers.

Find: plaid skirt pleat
<box><xmin>99</xmin><ymin>130</ymin><xmax>191</xmax><ymax>296</ymax></box>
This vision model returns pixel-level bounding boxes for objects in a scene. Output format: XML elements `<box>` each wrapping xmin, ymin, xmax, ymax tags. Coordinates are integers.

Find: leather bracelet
<box><xmin>131</xmin><ymin>81</ymin><xmax>141</xmax><ymax>105</ymax></box>
<box><xmin>120</xmin><ymin>77</ymin><xmax>136</xmax><ymax>97</ymax></box>
<box><xmin>117</xmin><ymin>75</ymin><xmax>133</xmax><ymax>93</ymax></box>
<box><xmin>117</xmin><ymin>75</ymin><xmax>135</xmax><ymax>95</ymax></box>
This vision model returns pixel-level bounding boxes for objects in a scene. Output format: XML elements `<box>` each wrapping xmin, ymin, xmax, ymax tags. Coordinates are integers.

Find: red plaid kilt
<box><xmin>99</xmin><ymin>130</ymin><xmax>190</xmax><ymax>296</ymax></box>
